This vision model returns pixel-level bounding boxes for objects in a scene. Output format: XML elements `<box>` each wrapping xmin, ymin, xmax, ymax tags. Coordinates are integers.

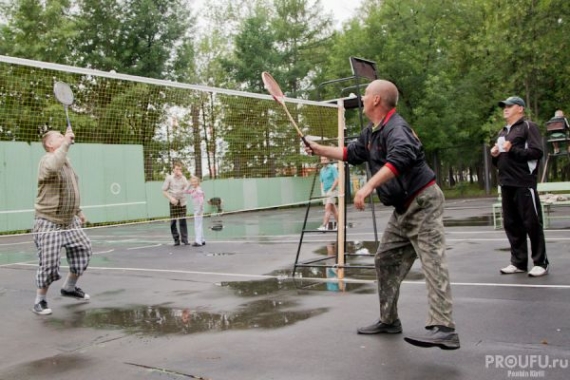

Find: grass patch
<box><xmin>442</xmin><ymin>183</ymin><xmax>496</xmax><ymax>199</ymax></box>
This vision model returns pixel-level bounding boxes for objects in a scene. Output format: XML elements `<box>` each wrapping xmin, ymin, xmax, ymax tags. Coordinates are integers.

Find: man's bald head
<box><xmin>367</xmin><ymin>80</ymin><xmax>399</xmax><ymax>108</ymax></box>
<box><xmin>42</xmin><ymin>131</ymin><xmax>61</xmax><ymax>152</ymax></box>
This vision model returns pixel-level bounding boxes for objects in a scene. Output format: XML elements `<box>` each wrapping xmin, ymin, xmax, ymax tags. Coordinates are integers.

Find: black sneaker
<box><xmin>404</xmin><ymin>326</ymin><xmax>460</xmax><ymax>350</ymax></box>
<box><xmin>191</xmin><ymin>242</ymin><xmax>201</xmax><ymax>247</ymax></box>
<box><xmin>357</xmin><ymin>319</ymin><xmax>402</xmax><ymax>334</ymax></box>
<box><xmin>61</xmin><ymin>287</ymin><xmax>90</xmax><ymax>300</ymax></box>
<box><xmin>32</xmin><ymin>300</ymin><xmax>52</xmax><ymax>315</ymax></box>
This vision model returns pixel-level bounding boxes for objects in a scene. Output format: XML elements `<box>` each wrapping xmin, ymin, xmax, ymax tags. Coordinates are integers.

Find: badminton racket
<box><xmin>53</xmin><ymin>81</ymin><xmax>75</xmax><ymax>144</ymax></box>
<box><xmin>261</xmin><ymin>71</ymin><xmax>311</xmax><ymax>150</ymax></box>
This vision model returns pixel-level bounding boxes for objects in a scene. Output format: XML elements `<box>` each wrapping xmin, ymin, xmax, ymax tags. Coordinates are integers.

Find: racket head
<box><xmin>261</xmin><ymin>72</ymin><xmax>285</xmax><ymax>104</ymax></box>
<box><xmin>53</xmin><ymin>81</ymin><xmax>74</xmax><ymax>106</ymax></box>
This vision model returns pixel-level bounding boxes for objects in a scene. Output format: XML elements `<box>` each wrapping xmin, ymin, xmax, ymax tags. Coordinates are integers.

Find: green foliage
<box><xmin>3</xmin><ymin>0</ymin><xmax>570</xmax><ymax>186</ymax></box>
<box><xmin>0</xmin><ymin>0</ymin><xmax>76</xmax><ymax>62</ymax></box>
<box><xmin>442</xmin><ymin>182</ymin><xmax>490</xmax><ymax>199</ymax></box>
<box><xmin>0</xmin><ymin>0</ymin><xmax>197</xmax><ymax>179</ymax></box>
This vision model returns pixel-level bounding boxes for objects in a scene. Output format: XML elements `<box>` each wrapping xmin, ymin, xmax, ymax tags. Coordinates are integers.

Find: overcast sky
<box><xmin>325</xmin><ymin>0</ymin><xmax>362</xmax><ymax>28</ymax></box>
<box><xmin>191</xmin><ymin>0</ymin><xmax>362</xmax><ymax>30</ymax></box>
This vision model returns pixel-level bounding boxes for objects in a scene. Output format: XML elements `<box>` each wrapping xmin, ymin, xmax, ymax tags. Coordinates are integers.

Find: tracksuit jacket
<box><xmin>492</xmin><ymin>117</ymin><xmax>543</xmax><ymax>188</ymax></box>
<box><xmin>345</xmin><ymin>111</ymin><xmax>435</xmax><ymax>213</ymax></box>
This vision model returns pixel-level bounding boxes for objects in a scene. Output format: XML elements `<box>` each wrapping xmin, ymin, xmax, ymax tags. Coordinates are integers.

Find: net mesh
<box><xmin>0</xmin><ymin>57</ymin><xmax>338</xmax><ymax>180</ymax></box>
<box><xmin>0</xmin><ymin>56</ymin><xmax>340</xmax><ymax>233</ymax></box>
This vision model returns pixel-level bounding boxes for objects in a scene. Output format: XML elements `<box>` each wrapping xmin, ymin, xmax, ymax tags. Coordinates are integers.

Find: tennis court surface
<box><xmin>1</xmin><ymin>197</ymin><xmax>569</xmax><ymax>380</ymax></box>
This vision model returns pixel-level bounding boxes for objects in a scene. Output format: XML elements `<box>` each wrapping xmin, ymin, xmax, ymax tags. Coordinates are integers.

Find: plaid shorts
<box><xmin>33</xmin><ymin>216</ymin><xmax>92</xmax><ymax>289</ymax></box>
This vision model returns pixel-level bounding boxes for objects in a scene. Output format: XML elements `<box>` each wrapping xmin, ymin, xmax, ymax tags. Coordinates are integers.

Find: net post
<box><xmin>336</xmin><ymin>100</ymin><xmax>346</xmax><ymax>280</ymax></box>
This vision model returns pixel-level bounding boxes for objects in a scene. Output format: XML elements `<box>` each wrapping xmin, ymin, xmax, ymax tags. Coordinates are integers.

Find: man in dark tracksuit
<box><xmin>305</xmin><ymin>80</ymin><xmax>459</xmax><ymax>350</ymax></box>
<box><xmin>491</xmin><ymin>96</ymin><xmax>549</xmax><ymax>277</ymax></box>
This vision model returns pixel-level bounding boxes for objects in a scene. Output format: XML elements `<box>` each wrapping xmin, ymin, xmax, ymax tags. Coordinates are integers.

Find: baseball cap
<box><xmin>498</xmin><ymin>96</ymin><xmax>525</xmax><ymax>108</ymax></box>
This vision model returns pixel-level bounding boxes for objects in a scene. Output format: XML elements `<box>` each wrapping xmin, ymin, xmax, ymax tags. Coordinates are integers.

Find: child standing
<box><xmin>318</xmin><ymin>156</ymin><xmax>339</xmax><ymax>231</ymax></box>
<box><xmin>186</xmin><ymin>176</ymin><xmax>205</xmax><ymax>247</ymax></box>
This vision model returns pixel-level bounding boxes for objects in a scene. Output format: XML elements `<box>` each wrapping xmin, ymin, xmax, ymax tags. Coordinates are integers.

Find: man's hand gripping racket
<box><xmin>261</xmin><ymin>72</ymin><xmax>313</xmax><ymax>154</ymax></box>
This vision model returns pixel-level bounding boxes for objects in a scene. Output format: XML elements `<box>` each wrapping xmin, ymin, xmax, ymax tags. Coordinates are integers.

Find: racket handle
<box><xmin>67</xmin><ymin>125</ymin><xmax>75</xmax><ymax>144</ymax></box>
<box><xmin>301</xmin><ymin>136</ymin><xmax>313</xmax><ymax>155</ymax></box>
<box><xmin>64</xmin><ymin>107</ymin><xmax>75</xmax><ymax>144</ymax></box>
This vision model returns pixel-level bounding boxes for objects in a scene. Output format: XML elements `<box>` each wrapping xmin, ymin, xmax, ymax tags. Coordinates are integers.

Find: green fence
<box><xmin>0</xmin><ymin>141</ymin><xmax>315</xmax><ymax>233</ymax></box>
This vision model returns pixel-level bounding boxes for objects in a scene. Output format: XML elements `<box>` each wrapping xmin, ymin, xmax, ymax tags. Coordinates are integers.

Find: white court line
<box><xmin>0</xmin><ymin>241</ymin><xmax>32</xmax><ymax>246</ymax></box>
<box><xmin>0</xmin><ymin>260</ymin><xmax>36</xmax><ymax>268</ymax></box>
<box><xmin>4</xmin><ymin>263</ymin><xmax>570</xmax><ymax>289</ymax></box>
<box><xmin>448</xmin><ymin>282</ymin><xmax>570</xmax><ymax>289</ymax></box>
<box><xmin>81</xmin><ymin>202</ymin><xmax>146</xmax><ymax>209</ymax></box>
<box><xmin>6</xmin><ymin>263</ymin><xmax>276</xmax><ymax>279</ymax></box>
<box><xmin>0</xmin><ymin>208</ymin><xmax>34</xmax><ymax>214</ymax></box>
<box><xmin>0</xmin><ymin>202</ymin><xmax>146</xmax><ymax>215</ymax></box>
<box><xmin>2</xmin><ymin>235</ymin><xmax>569</xmax><ymax>250</ymax></box>
<box><xmin>94</xmin><ymin>249</ymin><xmax>115</xmax><ymax>255</ymax></box>
<box><xmin>127</xmin><ymin>244</ymin><xmax>162</xmax><ymax>250</ymax></box>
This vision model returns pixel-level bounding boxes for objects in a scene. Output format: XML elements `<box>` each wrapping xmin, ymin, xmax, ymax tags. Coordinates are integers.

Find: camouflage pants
<box><xmin>375</xmin><ymin>184</ymin><xmax>455</xmax><ymax>328</ymax></box>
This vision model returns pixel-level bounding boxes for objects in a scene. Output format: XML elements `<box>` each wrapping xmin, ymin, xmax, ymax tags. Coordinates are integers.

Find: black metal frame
<box><xmin>292</xmin><ymin>57</ymin><xmax>380</xmax><ymax>278</ymax></box>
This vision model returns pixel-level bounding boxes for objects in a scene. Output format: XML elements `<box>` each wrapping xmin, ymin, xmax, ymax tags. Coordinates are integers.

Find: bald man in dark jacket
<box><xmin>305</xmin><ymin>79</ymin><xmax>459</xmax><ymax>350</ymax></box>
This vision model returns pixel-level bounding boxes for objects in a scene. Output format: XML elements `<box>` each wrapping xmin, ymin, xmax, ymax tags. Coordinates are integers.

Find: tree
<box><xmin>0</xmin><ymin>0</ymin><xmax>76</xmax><ymax>63</ymax></box>
<box><xmin>271</xmin><ymin>0</ymin><xmax>334</xmax><ymax>98</ymax></box>
<box><xmin>72</xmin><ymin>0</ymin><xmax>197</xmax><ymax>179</ymax></box>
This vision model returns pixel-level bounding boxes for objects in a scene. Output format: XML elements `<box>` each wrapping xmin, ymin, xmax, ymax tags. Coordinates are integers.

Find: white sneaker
<box><xmin>528</xmin><ymin>265</ymin><xmax>549</xmax><ymax>277</ymax></box>
<box><xmin>500</xmin><ymin>264</ymin><xmax>525</xmax><ymax>274</ymax></box>
<box><xmin>317</xmin><ymin>225</ymin><xmax>327</xmax><ymax>231</ymax></box>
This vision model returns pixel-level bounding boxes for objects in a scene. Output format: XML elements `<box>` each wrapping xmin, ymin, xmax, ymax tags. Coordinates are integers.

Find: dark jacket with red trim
<box><xmin>491</xmin><ymin>117</ymin><xmax>543</xmax><ymax>188</ymax></box>
<box><xmin>345</xmin><ymin>112</ymin><xmax>435</xmax><ymax>213</ymax></box>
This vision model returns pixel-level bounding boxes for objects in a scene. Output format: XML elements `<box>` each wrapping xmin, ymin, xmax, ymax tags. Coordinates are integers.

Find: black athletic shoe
<box><xmin>357</xmin><ymin>319</ymin><xmax>402</xmax><ymax>334</ymax></box>
<box><xmin>173</xmin><ymin>241</ymin><xmax>180</xmax><ymax>246</ymax></box>
<box><xmin>191</xmin><ymin>242</ymin><xmax>201</xmax><ymax>247</ymax></box>
<box><xmin>61</xmin><ymin>287</ymin><xmax>90</xmax><ymax>300</ymax></box>
<box><xmin>404</xmin><ymin>326</ymin><xmax>460</xmax><ymax>350</ymax></box>
<box><xmin>32</xmin><ymin>300</ymin><xmax>52</xmax><ymax>315</ymax></box>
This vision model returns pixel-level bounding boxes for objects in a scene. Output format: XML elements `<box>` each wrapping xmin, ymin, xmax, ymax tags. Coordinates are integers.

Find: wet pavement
<box><xmin>1</xmin><ymin>197</ymin><xmax>569</xmax><ymax>380</ymax></box>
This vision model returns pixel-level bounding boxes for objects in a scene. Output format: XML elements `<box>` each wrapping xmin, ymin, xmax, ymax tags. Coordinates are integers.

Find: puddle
<box><xmin>221</xmin><ymin>276</ymin><xmax>372</xmax><ymax>294</ymax></box>
<box><xmin>444</xmin><ymin>215</ymin><xmax>493</xmax><ymax>227</ymax></box>
<box><xmin>217</xmin><ymin>278</ymin><xmax>295</xmax><ymax>296</ymax></box>
<box><xmin>48</xmin><ymin>300</ymin><xmax>327</xmax><ymax>335</ymax></box>
<box><xmin>46</xmin><ymin>277</ymin><xmax>372</xmax><ymax>335</ymax></box>
<box><xmin>2</xmin><ymin>354</ymin><xmax>93</xmax><ymax>378</ymax></box>
<box><xmin>292</xmin><ymin>241</ymin><xmax>426</xmax><ymax>283</ymax></box>
<box><xmin>293</xmin><ymin>278</ymin><xmax>376</xmax><ymax>294</ymax></box>
<box><xmin>313</xmin><ymin>240</ymin><xmax>378</xmax><ymax>257</ymax></box>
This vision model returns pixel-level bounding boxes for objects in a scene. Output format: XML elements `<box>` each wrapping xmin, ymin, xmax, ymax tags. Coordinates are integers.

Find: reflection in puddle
<box><xmin>313</xmin><ymin>240</ymin><xmax>378</xmax><ymax>257</ymax></box>
<box><xmin>221</xmin><ymin>276</ymin><xmax>372</xmax><ymax>294</ymax></box>
<box><xmin>48</xmin><ymin>299</ymin><xmax>327</xmax><ymax>336</ymax></box>
<box><xmin>293</xmin><ymin>278</ymin><xmax>376</xmax><ymax>294</ymax></box>
<box><xmin>295</xmin><ymin>241</ymin><xmax>426</xmax><ymax>283</ymax></box>
<box><xmin>444</xmin><ymin>215</ymin><xmax>493</xmax><ymax>227</ymax></box>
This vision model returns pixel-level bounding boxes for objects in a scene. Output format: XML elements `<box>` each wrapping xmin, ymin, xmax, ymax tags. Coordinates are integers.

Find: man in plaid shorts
<box><xmin>32</xmin><ymin>129</ymin><xmax>92</xmax><ymax>315</ymax></box>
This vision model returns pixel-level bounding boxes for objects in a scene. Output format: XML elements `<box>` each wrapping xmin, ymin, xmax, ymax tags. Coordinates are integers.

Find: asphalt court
<box><xmin>1</xmin><ymin>197</ymin><xmax>569</xmax><ymax>380</ymax></box>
